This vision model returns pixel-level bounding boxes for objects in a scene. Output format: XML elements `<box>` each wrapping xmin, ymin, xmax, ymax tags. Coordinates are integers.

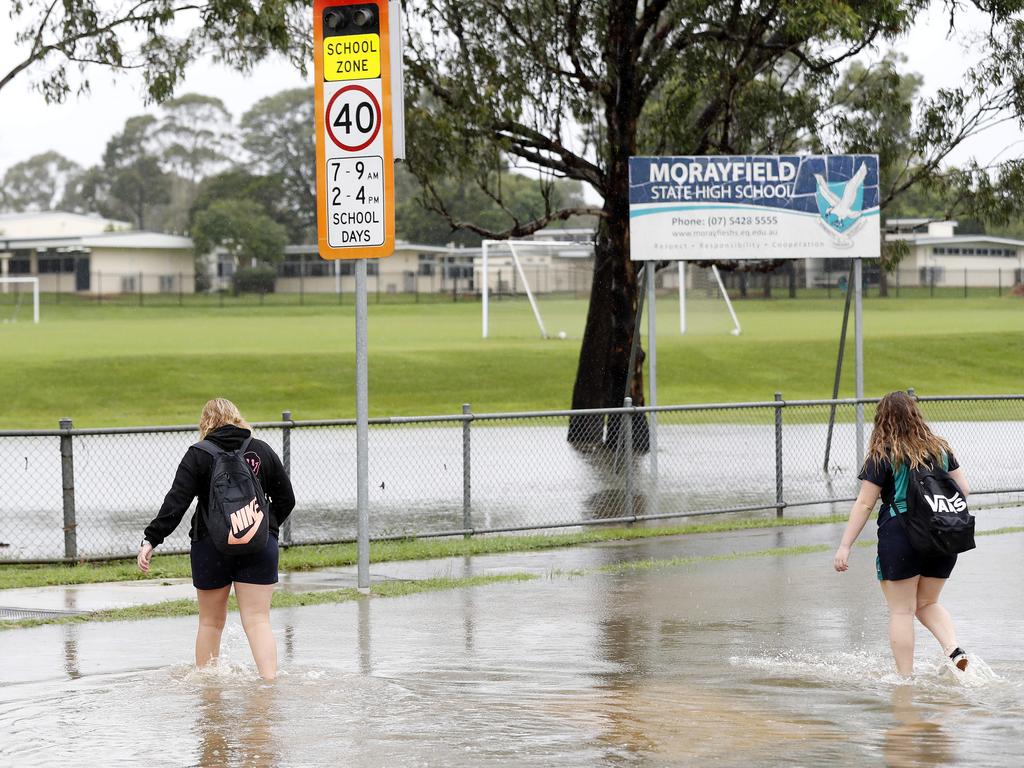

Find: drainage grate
<box><xmin>0</xmin><ymin>606</ymin><xmax>87</xmax><ymax>621</ymax></box>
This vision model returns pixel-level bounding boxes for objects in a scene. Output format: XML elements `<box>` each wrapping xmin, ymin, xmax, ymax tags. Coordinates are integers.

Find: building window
<box><xmin>963</xmin><ymin>248</ymin><xmax>974</xmax><ymax>255</ymax></box>
<box><xmin>920</xmin><ymin>266</ymin><xmax>945</xmax><ymax>284</ymax></box>
<box><xmin>933</xmin><ymin>247</ymin><xmax>946</xmax><ymax>255</ymax></box>
<box><xmin>159</xmin><ymin>275</ymin><xmax>176</xmax><ymax>292</ymax></box>
<box><xmin>7</xmin><ymin>256</ymin><xmax>31</xmax><ymax>274</ymax></box>
<box><xmin>367</xmin><ymin>261</ymin><xmax>379</xmax><ymax>276</ymax></box>
<box><xmin>121</xmin><ymin>275</ymin><xmax>137</xmax><ymax>293</ymax></box>
<box><xmin>37</xmin><ymin>256</ymin><xmax>77</xmax><ymax>273</ymax></box>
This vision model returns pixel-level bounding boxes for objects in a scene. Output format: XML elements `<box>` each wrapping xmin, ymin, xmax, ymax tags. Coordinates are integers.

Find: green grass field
<box><xmin>0</xmin><ymin>293</ymin><xmax>1021</xmax><ymax>428</ymax></box>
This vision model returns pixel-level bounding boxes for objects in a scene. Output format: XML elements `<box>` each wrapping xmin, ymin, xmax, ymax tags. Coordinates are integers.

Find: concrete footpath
<box><xmin>0</xmin><ymin>507</ymin><xmax>1018</xmax><ymax>621</ymax></box>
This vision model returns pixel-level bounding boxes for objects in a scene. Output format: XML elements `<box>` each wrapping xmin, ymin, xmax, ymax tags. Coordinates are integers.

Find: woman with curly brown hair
<box><xmin>833</xmin><ymin>391</ymin><xmax>971</xmax><ymax>677</ymax></box>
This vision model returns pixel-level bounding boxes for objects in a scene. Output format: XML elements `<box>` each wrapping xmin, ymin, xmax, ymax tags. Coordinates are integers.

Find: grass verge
<box><xmin>4</xmin><ymin>527</ymin><xmax>1022</xmax><ymax>631</ymax></box>
<box><xmin>0</xmin><ymin>573</ymin><xmax>538</xmax><ymax>631</ymax></box>
<box><xmin>0</xmin><ymin>514</ymin><xmax>847</xmax><ymax>590</ymax></box>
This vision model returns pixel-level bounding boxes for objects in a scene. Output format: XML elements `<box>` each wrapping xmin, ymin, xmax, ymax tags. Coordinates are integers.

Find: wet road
<box><xmin>2</xmin><ymin>520</ymin><xmax>1024</xmax><ymax>766</ymax></box>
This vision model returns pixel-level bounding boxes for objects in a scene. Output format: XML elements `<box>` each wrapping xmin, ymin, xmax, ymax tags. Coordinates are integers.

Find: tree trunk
<box><xmin>567</xmin><ymin>197</ymin><xmax>647</xmax><ymax>449</ymax></box>
<box><xmin>788</xmin><ymin>261</ymin><xmax>797</xmax><ymax>298</ymax></box>
<box><xmin>566</xmin><ymin>165</ymin><xmax>649</xmax><ymax>449</ymax></box>
<box><xmin>566</xmin><ymin>0</ymin><xmax>648</xmax><ymax>452</ymax></box>
<box><xmin>879</xmin><ymin>263</ymin><xmax>889</xmax><ymax>297</ymax></box>
<box><xmin>739</xmin><ymin>272</ymin><xmax>748</xmax><ymax>298</ymax></box>
<box><xmin>763</xmin><ymin>269</ymin><xmax>772</xmax><ymax>299</ymax></box>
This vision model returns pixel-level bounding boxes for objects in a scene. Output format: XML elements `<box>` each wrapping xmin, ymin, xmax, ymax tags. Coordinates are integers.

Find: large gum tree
<box><xmin>403</xmin><ymin>0</ymin><xmax>1024</xmax><ymax>447</ymax></box>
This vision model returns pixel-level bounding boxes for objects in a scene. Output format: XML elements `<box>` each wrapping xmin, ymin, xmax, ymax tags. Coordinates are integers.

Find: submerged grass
<box><xmin>4</xmin><ymin>527</ymin><xmax>1022</xmax><ymax>631</ymax></box>
<box><xmin>0</xmin><ymin>514</ymin><xmax>846</xmax><ymax>590</ymax></box>
<box><xmin>0</xmin><ymin>573</ymin><xmax>538</xmax><ymax>630</ymax></box>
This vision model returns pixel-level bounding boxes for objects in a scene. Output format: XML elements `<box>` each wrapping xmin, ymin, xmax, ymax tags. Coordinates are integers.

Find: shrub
<box><xmin>233</xmin><ymin>265</ymin><xmax>277</xmax><ymax>294</ymax></box>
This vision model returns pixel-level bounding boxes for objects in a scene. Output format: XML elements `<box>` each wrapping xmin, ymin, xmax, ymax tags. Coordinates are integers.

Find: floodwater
<box><xmin>3</xmin><ymin>524</ymin><xmax>1024</xmax><ymax>766</ymax></box>
<box><xmin>3</xmin><ymin>419</ymin><xmax>1023</xmax><ymax>559</ymax></box>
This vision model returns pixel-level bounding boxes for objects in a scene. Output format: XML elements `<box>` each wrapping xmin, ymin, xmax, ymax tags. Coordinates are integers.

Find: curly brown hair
<box><xmin>866</xmin><ymin>391</ymin><xmax>951</xmax><ymax>469</ymax></box>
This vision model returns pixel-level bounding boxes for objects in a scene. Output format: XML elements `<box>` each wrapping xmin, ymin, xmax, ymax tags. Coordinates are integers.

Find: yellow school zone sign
<box><xmin>324</xmin><ymin>34</ymin><xmax>381</xmax><ymax>80</ymax></box>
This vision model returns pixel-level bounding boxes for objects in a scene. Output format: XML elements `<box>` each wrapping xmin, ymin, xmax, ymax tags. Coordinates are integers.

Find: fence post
<box><xmin>964</xmin><ymin>267</ymin><xmax>968</xmax><ymax>298</ymax></box>
<box><xmin>999</xmin><ymin>268</ymin><xmax>1003</xmax><ymax>297</ymax></box>
<box><xmin>462</xmin><ymin>403</ymin><xmax>472</xmax><ymax>537</ymax></box>
<box><xmin>139</xmin><ymin>271</ymin><xmax>144</xmax><ymax>306</ymax></box>
<box><xmin>623</xmin><ymin>397</ymin><xmax>634</xmax><ymax>520</ymax></box>
<box><xmin>896</xmin><ymin>266</ymin><xmax>901</xmax><ymax>297</ymax></box>
<box><xmin>907</xmin><ymin>387</ymin><xmax>915</xmax><ymax>399</ymax></box>
<box><xmin>774</xmin><ymin>392</ymin><xmax>784</xmax><ymax>518</ymax></box>
<box><xmin>280</xmin><ymin>410</ymin><xmax>292</xmax><ymax>547</ymax></box>
<box><xmin>59</xmin><ymin>418</ymin><xmax>78</xmax><ymax>560</ymax></box>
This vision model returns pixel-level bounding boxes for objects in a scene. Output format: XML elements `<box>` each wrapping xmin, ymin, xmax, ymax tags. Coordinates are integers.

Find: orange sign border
<box><xmin>314</xmin><ymin>0</ymin><xmax>396</xmax><ymax>260</ymax></box>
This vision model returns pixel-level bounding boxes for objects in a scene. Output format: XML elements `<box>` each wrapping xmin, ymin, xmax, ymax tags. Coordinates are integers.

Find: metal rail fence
<box><xmin>1</xmin><ymin>394</ymin><xmax>1022</xmax><ymax>563</ymax></box>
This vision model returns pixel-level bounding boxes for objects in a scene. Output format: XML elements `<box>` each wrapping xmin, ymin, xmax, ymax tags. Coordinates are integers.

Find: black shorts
<box><xmin>190</xmin><ymin>533</ymin><xmax>279</xmax><ymax>590</ymax></box>
<box><xmin>876</xmin><ymin>517</ymin><xmax>957</xmax><ymax>582</ymax></box>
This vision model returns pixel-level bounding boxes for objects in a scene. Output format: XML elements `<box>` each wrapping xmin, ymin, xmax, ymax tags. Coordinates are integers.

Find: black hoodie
<box><xmin>144</xmin><ymin>424</ymin><xmax>296</xmax><ymax>548</ymax></box>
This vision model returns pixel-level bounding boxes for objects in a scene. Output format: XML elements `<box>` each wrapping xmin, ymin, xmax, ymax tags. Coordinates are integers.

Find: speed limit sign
<box><xmin>314</xmin><ymin>0</ymin><xmax>396</xmax><ymax>258</ymax></box>
<box><xmin>325</xmin><ymin>85</ymin><xmax>381</xmax><ymax>151</ymax></box>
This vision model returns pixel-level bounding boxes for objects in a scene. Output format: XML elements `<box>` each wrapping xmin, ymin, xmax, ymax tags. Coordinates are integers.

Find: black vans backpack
<box><xmin>898</xmin><ymin>456</ymin><xmax>975</xmax><ymax>557</ymax></box>
<box><xmin>194</xmin><ymin>437</ymin><xmax>271</xmax><ymax>556</ymax></box>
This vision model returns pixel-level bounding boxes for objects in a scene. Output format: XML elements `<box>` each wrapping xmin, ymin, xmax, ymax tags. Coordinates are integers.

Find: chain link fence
<box><xmin>1</xmin><ymin>394</ymin><xmax>1022</xmax><ymax>562</ymax></box>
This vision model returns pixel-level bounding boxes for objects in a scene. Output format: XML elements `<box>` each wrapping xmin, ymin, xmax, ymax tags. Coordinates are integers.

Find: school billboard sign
<box><xmin>628</xmin><ymin>155</ymin><xmax>880</xmax><ymax>261</ymax></box>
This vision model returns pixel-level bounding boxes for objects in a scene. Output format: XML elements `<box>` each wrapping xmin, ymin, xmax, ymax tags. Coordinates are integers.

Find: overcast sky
<box><xmin>0</xmin><ymin>2</ymin><xmax>1017</xmax><ymax>179</ymax></box>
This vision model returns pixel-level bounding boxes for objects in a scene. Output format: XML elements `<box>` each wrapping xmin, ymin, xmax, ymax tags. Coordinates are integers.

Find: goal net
<box><xmin>0</xmin><ymin>277</ymin><xmax>40</xmax><ymax>324</ymax></box>
<box><xmin>480</xmin><ymin>236</ymin><xmax>594</xmax><ymax>340</ymax></box>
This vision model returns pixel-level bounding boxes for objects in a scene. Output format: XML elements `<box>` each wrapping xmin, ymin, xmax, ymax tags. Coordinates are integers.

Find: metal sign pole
<box><xmin>823</xmin><ymin>260</ymin><xmax>856</xmax><ymax>472</ymax></box>
<box><xmin>646</xmin><ymin>262</ymin><xmax>658</xmax><ymax>492</ymax></box>
<box><xmin>678</xmin><ymin>262</ymin><xmax>686</xmax><ymax>334</ymax></box>
<box><xmin>854</xmin><ymin>258</ymin><xmax>865</xmax><ymax>471</ymax></box>
<box><xmin>482</xmin><ymin>240</ymin><xmax>489</xmax><ymax>338</ymax></box>
<box><xmin>356</xmin><ymin>259</ymin><xmax>370</xmax><ymax>591</ymax></box>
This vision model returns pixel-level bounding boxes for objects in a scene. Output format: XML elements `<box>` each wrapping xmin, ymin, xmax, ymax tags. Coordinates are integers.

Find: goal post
<box><xmin>0</xmin><ymin>277</ymin><xmax>40</xmax><ymax>324</ymax></box>
<box><xmin>480</xmin><ymin>237</ymin><xmax>594</xmax><ymax>339</ymax></box>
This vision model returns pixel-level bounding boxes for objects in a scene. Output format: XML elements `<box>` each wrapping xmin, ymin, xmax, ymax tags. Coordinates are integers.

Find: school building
<box><xmin>0</xmin><ymin>212</ymin><xmax>195</xmax><ymax>295</ymax></box>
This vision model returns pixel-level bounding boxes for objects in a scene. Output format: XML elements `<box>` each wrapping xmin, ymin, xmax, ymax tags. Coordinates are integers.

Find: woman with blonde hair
<box><xmin>833</xmin><ymin>391</ymin><xmax>970</xmax><ymax>676</ymax></box>
<box><xmin>138</xmin><ymin>398</ymin><xmax>295</xmax><ymax>679</ymax></box>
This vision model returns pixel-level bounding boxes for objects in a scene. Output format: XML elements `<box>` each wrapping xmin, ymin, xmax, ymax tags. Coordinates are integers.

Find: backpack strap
<box><xmin>240</xmin><ymin>436</ymin><xmax>253</xmax><ymax>454</ymax></box>
<box><xmin>192</xmin><ymin>440</ymin><xmax>222</xmax><ymax>458</ymax></box>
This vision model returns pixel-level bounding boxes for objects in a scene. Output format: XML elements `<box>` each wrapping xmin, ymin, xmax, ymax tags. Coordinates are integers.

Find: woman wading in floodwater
<box><xmin>137</xmin><ymin>399</ymin><xmax>295</xmax><ymax>679</ymax></box>
<box><xmin>833</xmin><ymin>392</ymin><xmax>970</xmax><ymax>676</ymax></box>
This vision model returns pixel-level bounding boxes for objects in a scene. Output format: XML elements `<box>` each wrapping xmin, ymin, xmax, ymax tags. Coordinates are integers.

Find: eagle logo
<box><xmin>814</xmin><ymin>163</ymin><xmax>868</xmax><ymax>234</ymax></box>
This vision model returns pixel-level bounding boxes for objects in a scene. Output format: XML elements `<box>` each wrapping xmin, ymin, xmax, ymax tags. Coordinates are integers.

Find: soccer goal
<box><xmin>480</xmin><ymin>237</ymin><xmax>594</xmax><ymax>339</ymax></box>
<box><xmin>0</xmin><ymin>277</ymin><xmax>40</xmax><ymax>324</ymax></box>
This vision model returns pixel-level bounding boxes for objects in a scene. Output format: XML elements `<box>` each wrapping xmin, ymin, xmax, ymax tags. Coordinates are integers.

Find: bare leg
<box><xmin>235</xmin><ymin>582</ymin><xmax>277</xmax><ymax>680</ymax></box>
<box><xmin>915</xmin><ymin>576</ymin><xmax>958</xmax><ymax>656</ymax></box>
<box><xmin>881</xmin><ymin>576</ymin><xmax>919</xmax><ymax>677</ymax></box>
<box><xmin>196</xmin><ymin>585</ymin><xmax>230</xmax><ymax>668</ymax></box>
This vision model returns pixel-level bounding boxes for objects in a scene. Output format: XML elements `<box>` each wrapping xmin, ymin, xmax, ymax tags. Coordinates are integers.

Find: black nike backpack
<box><xmin>898</xmin><ymin>456</ymin><xmax>975</xmax><ymax>557</ymax></box>
<box><xmin>194</xmin><ymin>437</ymin><xmax>271</xmax><ymax>556</ymax></box>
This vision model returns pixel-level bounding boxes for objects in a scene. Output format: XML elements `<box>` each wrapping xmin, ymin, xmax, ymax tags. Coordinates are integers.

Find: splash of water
<box><xmin>730</xmin><ymin>648</ymin><xmax>1008</xmax><ymax>695</ymax></box>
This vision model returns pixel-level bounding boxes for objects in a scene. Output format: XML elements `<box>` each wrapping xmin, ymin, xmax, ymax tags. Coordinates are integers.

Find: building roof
<box><xmin>1</xmin><ymin>231</ymin><xmax>193</xmax><ymax>251</ymax></box>
<box><xmin>907</xmin><ymin>235</ymin><xmax>1024</xmax><ymax>247</ymax></box>
<box><xmin>0</xmin><ymin>210</ymin><xmax>132</xmax><ymax>236</ymax></box>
